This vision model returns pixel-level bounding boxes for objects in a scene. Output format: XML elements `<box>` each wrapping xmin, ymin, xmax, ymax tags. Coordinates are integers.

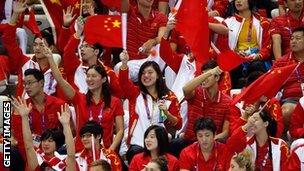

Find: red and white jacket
<box><xmin>35</xmin><ymin>148</ymin><xmax>66</xmax><ymax>171</ymax></box>
<box><xmin>218</xmin><ymin>13</ymin><xmax>271</xmax><ymax>60</ymax></box>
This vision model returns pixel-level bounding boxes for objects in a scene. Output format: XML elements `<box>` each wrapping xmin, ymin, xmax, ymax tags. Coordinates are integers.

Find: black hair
<box><xmin>34</xmin><ymin>27</ymin><xmax>55</xmax><ymax>47</ymax></box>
<box><xmin>92</xmin><ymin>43</ymin><xmax>105</xmax><ymax>58</ymax></box>
<box><xmin>201</xmin><ymin>60</ymin><xmax>218</xmax><ymax>72</ymax></box>
<box><xmin>40</xmin><ymin>128</ymin><xmax>65</xmax><ymax>150</ymax></box>
<box><xmin>292</xmin><ymin>27</ymin><xmax>304</xmax><ymax>35</ymax></box>
<box><xmin>194</xmin><ymin>117</ymin><xmax>217</xmax><ymax>134</ymax></box>
<box><xmin>86</xmin><ymin>65</ymin><xmax>111</xmax><ymax>108</ymax></box>
<box><xmin>24</xmin><ymin>68</ymin><xmax>44</xmax><ymax>82</ymax></box>
<box><xmin>80</xmin><ymin>120</ymin><xmax>103</xmax><ymax>138</ymax></box>
<box><xmin>258</xmin><ymin>110</ymin><xmax>277</xmax><ymax>137</ymax></box>
<box><xmin>93</xmin><ymin>0</ymin><xmax>109</xmax><ymax>14</ymax></box>
<box><xmin>138</xmin><ymin>61</ymin><xmax>170</xmax><ymax>100</ymax></box>
<box><xmin>150</xmin><ymin>156</ymin><xmax>169</xmax><ymax>171</ymax></box>
<box><xmin>143</xmin><ymin>125</ymin><xmax>169</xmax><ymax>157</ymax></box>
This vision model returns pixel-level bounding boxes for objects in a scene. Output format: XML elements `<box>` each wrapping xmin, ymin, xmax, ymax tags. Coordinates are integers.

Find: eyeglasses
<box><xmin>23</xmin><ymin>80</ymin><xmax>38</xmax><ymax>87</ymax></box>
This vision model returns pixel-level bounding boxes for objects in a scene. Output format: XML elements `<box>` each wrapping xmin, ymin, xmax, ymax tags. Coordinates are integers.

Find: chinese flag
<box><xmin>24</xmin><ymin>9</ymin><xmax>41</xmax><ymax>37</ymax></box>
<box><xmin>232</xmin><ymin>63</ymin><xmax>298</xmax><ymax>105</ymax></box>
<box><xmin>217</xmin><ymin>50</ymin><xmax>251</xmax><ymax>71</ymax></box>
<box><xmin>84</xmin><ymin>15</ymin><xmax>122</xmax><ymax>48</ymax></box>
<box><xmin>175</xmin><ymin>0</ymin><xmax>209</xmax><ymax>68</ymax></box>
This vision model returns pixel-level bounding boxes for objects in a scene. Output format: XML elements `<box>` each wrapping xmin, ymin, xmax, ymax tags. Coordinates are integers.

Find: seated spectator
<box><xmin>235</xmin><ymin>109</ymin><xmax>289</xmax><ymax>170</ymax></box>
<box><xmin>218</xmin><ymin>0</ymin><xmax>272</xmax><ymax>88</ymax></box>
<box><xmin>129</xmin><ymin>125</ymin><xmax>179</xmax><ymax>171</ymax></box>
<box><xmin>119</xmin><ymin>51</ymin><xmax>182</xmax><ymax>163</ymax></box>
<box><xmin>289</xmin><ymin>96</ymin><xmax>304</xmax><ymax>139</ymax></box>
<box><xmin>179</xmin><ymin>117</ymin><xmax>240</xmax><ymax>170</ymax></box>
<box><xmin>272</xmin><ymin>27</ymin><xmax>304</xmax><ymax>131</ymax></box>
<box><xmin>47</xmin><ymin>51</ymin><xmax>124</xmax><ymax>151</ymax></box>
<box><xmin>270</xmin><ymin>0</ymin><xmax>304</xmax><ymax>60</ymax></box>
<box><xmin>171</xmin><ymin>60</ymin><xmax>230</xmax><ymax>157</ymax></box>
<box><xmin>75</xmin><ymin>121</ymin><xmax>122</xmax><ymax>170</ymax></box>
<box><xmin>121</xmin><ymin>0</ymin><xmax>167</xmax><ymax>60</ymax></box>
<box><xmin>12</xmin><ymin>69</ymin><xmax>65</xmax><ymax>160</ymax></box>
<box><xmin>2</xmin><ymin>1</ymin><xmax>60</xmax><ymax>97</ymax></box>
<box><xmin>60</xmin><ymin>17</ymin><xmax>123</xmax><ymax>97</ymax></box>
<box><xmin>228</xmin><ymin>149</ymin><xmax>254</xmax><ymax>171</ymax></box>
<box><xmin>13</xmin><ymin>98</ymin><xmax>74</xmax><ymax>171</ymax></box>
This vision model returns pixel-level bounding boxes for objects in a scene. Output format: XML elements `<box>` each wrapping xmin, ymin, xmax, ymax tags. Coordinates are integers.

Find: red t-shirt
<box><xmin>184</xmin><ymin>87</ymin><xmax>231</xmax><ymax>141</ymax></box>
<box><xmin>179</xmin><ymin>142</ymin><xmax>230</xmax><ymax>171</ymax></box>
<box><xmin>273</xmin><ymin>52</ymin><xmax>304</xmax><ymax>100</ymax></box>
<box><xmin>129</xmin><ymin>153</ymin><xmax>179</xmax><ymax>171</ymax></box>
<box><xmin>127</xmin><ymin>6</ymin><xmax>167</xmax><ymax>60</ymax></box>
<box><xmin>270</xmin><ymin>12</ymin><xmax>304</xmax><ymax>56</ymax></box>
<box><xmin>72</xmin><ymin>92</ymin><xmax>124</xmax><ymax>150</ymax></box>
<box><xmin>12</xmin><ymin>94</ymin><xmax>64</xmax><ymax>158</ymax></box>
<box><xmin>290</xmin><ymin>103</ymin><xmax>304</xmax><ymax>139</ymax></box>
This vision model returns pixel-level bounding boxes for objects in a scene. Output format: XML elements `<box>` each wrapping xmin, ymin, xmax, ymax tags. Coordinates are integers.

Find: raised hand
<box><xmin>209</xmin><ymin>66</ymin><xmax>223</xmax><ymax>76</ymax></box>
<box><xmin>41</xmin><ymin>42</ymin><xmax>53</xmax><ymax>59</ymax></box>
<box><xmin>119</xmin><ymin>50</ymin><xmax>129</xmax><ymax>65</ymax></box>
<box><xmin>13</xmin><ymin>0</ymin><xmax>27</xmax><ymax>14</ymax></box>
<box><xmin>63</xmin><ymin>6</ymin><xmax>76</xmax><ymax>27</ymax></box>
<box><xmin>57</xmin><ymin>104</ymin><xmax>71</xmax><ymax>126</ymax></box>
<box><xmin>75</xmin><ymin>16</ymin><xmax>85</xmax><ymax>38</ymax></box>
<box><xmin>12</xmin><ymin>96</ymin><xmax>32</xmax><ymax>117</ymax></box>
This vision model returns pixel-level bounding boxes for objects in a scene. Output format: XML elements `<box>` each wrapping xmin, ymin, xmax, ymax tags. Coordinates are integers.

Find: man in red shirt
<box><xmin>121</xmin><ymin>0</ymin><xmax>167</xmax><ymax>60</ymax></box>
<box><xmin>272</xmin><ymin>27</ymin><xmax>304</xmax><ymax>132</ymax></box>
<box><xmin>270</xmin><ymin>0</ymin><xmax>304</xmax><ymax>60</ymax></box>
<box><xmin>12</xmin><ymin>69</ymin><xmax>65</xmax><ymax>160</ymax></box>
<box><xmin>168</xmin><ymin>60</ymin><xmax>231</xmax><ymax>157</ymax></box>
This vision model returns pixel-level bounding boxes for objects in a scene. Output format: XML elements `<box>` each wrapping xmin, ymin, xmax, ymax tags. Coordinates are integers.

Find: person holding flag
<box><xmin>75</xmin><ymin>121</ymin><xmax>122</xmax><ymax>171</ymax></box>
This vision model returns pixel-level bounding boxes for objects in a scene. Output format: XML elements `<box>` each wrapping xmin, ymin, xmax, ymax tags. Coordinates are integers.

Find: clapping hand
<box><xmin>12</xmin><ymin>96</ymin><xmax>32</xmax><ymax>118</ymax></box>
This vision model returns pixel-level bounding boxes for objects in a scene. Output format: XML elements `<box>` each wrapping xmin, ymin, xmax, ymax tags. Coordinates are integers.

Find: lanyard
<box><xmin>255</xmin><ymin>138</ymin><xmax>272</xmax><ymax>170</ymax></box>
<box><xmin>247</xmin><ymin>17</ymin><xmax>254</xmax><ymax>43</ymax></box>
<box><xmin>88</xmin><ymin>103</ymin><xmax>104</xmax><ymax>123</ymax></box>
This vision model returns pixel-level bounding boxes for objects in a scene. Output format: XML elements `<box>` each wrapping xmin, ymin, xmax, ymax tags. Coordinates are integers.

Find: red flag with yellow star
<box><xmin>84</xmin><ymin>15</ymin><xmax>122</xmax><ymax>47</ymax></box>
<box><xmin>232</xmin><ymin>63</ymin><xmax>299</xmax><ymax>105</ymax></box>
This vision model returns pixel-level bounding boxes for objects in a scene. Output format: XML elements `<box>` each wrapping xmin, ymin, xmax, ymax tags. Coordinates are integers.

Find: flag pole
<box><xmin>122</xmin><ymin>13</ymin><xmax>127</xmax><ymax>50</ymax></box>
<box><xmin>80</xmin><ymin>0</ymin><xmax>83</xmax><ymax>17</ymax></box>
<box><xmin>91</xmin><ymin>135</ymin><xmax>96</xmax><ymax>161</ymax></box>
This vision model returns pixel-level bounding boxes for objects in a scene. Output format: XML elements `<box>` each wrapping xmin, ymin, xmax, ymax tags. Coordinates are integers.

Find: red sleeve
<box><xmin>290</xmin><ymin>103</ymin><xmax>304</xmax><ymax>139</ymax></box>
<box><xmin>118</xmin><ymin>68</ymin><xmax>140</xmax><ymax>100</ymax></box>
<box><xmin>259</xmin><ymin>18</ymin><xmax>271</xmax><ymax>60</ymax></box>
<box><xmin>57</xmin><ymin>26</ymin><xmax>72</xmax><ymax>53</ymax></box>
<box><xmin>287</xmin><ymin>151</ymin><xmax>301</xmax><ymax>171</ymax></box>
<box><xmin>165</xmin><ymin>91</ymin><xmax>182</xmax><ymax>130</ymax></box>
<box><xmin>179</xmin><ymin>146</ymin><xmax>195</xmax><ymax>170</ymax></box>
<box><xmin>215</xmin><ymin>22</ymin><xmax>230</xmax><ymax>52</ymax></box>
<box><xmin>228</xmin><ymin>105</ymin><xmax>244</xmax><ymax>133</ymax></box>
<box><xmin>104</xmin><ymin>65</ymin><xmax>124</xmax><ymax>99</ymax></box>
<box><xmin>212</xmin><ymin>0</ymin><xmax>229</xmax><ymax>17</ymax></box>
<box><xmin>270</xmin><ymin>17</ymin><xmax>282</xmax><ymax>36</ymax></box>
<box><xmin>2</xmin><ymin>24</ymin><xmax>30</xmax><ymax>73</ymax></box>
<box><xmin>226</xmin><ymin>127</ymin><xmax>248</xmax><ymax>153</ymax></box>
<box><xmin>160</xmin><ymin>37</ymin><xmax>183</xmax><ymax>73</ymax></box>
<box><xmin>280</xmin><ymin>141</ymin><xmax>290</xmax><ymax>171</ymax></box>
<box><xmin>112</xmin><ymin>97</ymin><xmax>124</xmax><ymax>117</ymax></box>
<box><xmin>63</xmin><ymin>35</ymin><xmax>81</xmax><ymax>77</ymax></box>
